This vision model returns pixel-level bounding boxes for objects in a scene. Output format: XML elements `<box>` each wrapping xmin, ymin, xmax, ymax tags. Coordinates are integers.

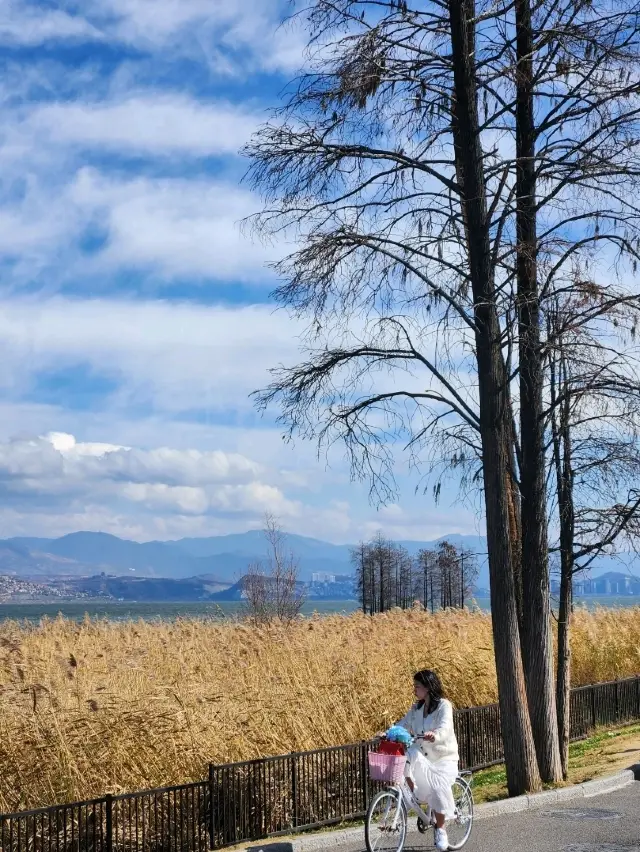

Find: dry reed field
<box><xmin>0</xmin><ymin>605</ymin><xmax>638</xmax><ymax>813</ymax></box>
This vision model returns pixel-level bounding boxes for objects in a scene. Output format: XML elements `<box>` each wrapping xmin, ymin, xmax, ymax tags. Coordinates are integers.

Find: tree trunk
<box><xmin>507</xmin><ymin>415</ymin><xmax>524</xmax><ymax>631</ymax></box>
<box><xmin>556</xmin><ymin>551</ymin><xmax>572</xmax><ymax>779</ymax></box>
<box><xmin>551</xmin><ymin>348</ymin><xmax>575</xmax><ymax>781</ymax></box>
<box><xmin>515</xmin><ymin>0</ymin><xmax>562</xmax><ymax>783</ymax></box>
<box><xmin>449</xmin><ymin>0</ymin><xmax>541</xmax><ymax>795</ymax></box>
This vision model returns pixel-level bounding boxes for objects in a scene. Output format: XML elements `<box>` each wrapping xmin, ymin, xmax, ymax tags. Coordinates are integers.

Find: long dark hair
<box><xmin>413</xmin><ymin>669</ymin><xmax>444</xmax><ymax>715</ymax></box>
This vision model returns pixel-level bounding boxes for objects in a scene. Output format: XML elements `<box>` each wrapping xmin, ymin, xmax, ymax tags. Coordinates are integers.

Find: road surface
<box><xmin>242</xmin><ymin>780</ymin><xmax>639</xmax><ymax>852</ymax></box>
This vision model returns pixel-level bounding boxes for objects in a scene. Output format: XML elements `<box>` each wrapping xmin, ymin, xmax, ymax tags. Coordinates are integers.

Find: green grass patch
<box><xmin>569</xmin><ymin>723</ymin><xmax>640</xmax><ymax>758</ymax></box>
<box><xmin>469</xmin><ymin>721</ymin><xmax>640</xmax><ymax>802</ymax></box>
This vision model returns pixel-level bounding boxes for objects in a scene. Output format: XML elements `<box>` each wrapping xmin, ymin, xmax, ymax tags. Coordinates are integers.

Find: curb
<box><xmin>474</xmin><ymin>769</ymin><xmax>635</xmax><ymax>820</ymax></box>
<box><xmin>240</xmin><ymin>768</ymin><xmax>637</xmax><ymax>851</ymax></box>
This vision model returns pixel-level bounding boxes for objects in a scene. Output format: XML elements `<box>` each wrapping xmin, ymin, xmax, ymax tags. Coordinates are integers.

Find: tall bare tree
<box><xmin>352</xmin><ymin>534</ymin><xmax>414</xmax><ymax>612</ymax></box>
<box><xmin>415</xmin><ymin>548</ymin><xmax>439</xmax><ymax>613</ymax></box>
<box><xmin>514</xmin><ymin>0</ymin><xmax>562</xmax><ymax>782</ymax></box>
<box><xmin>246</xmin><ymin>0</ymin><xmax>640</xmax><ymax>791</ymax></box>
<box><xmin>354</xmin><ymin>536</ymin><xmax>479</xmax><ymax>612</ymax></box>
<box><xmin>546</xmin><ymin>297</ymin><xmax>640</xmax><ymax>776</ymax></box>
<box><xmin>456</xmin><ymin>546</ymin><xmax>480</xmax><ymax>610</ymax></box>
<box><xmin>248</xmin><ymin>0</ymin><xmax>540</xmax><ymax>792</ymax></box>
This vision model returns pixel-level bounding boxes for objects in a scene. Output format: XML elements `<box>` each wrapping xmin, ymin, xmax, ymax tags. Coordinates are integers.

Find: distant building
<box><xmin>312</xmin><ymin>572</ymin><xmax>336</xmax><ymax>584</ymax></box>
<box><xmin>573</xmin><ymin>571</ymin><xmax>640</xmax><ymax>595</ymax></box>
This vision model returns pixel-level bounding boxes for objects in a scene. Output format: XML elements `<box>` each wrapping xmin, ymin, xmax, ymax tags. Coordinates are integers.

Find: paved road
<box><xmin>242</xmin><ymin>782</ymin><xmax>639</xmax><ymax>852</ymax></box>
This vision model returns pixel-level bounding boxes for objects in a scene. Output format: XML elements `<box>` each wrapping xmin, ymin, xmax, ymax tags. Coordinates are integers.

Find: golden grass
<box><xmin>0</xmin><ymin>605</ymin><xmax>638</xmax><ymax>813</ymax></box>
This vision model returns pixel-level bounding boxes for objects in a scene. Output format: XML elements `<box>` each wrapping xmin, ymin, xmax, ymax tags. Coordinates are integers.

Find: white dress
<box><xmin>396</xmin><ymin>698</ymin><xmax>459</xmax><ymax>819</ymax></box>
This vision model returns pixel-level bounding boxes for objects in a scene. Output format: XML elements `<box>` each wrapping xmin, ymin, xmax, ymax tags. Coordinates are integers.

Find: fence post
<box><xmin>465</xmin><ymin>711</ymin><xmax>473</xmax><ymax>769</ymax></box>
<box><xmin>590</xmin><ymin>685</ymin><xmax>597</xmax><ymax>731</ymax></box>
<box><xmin>636</xmin><ymin>675</ymin><xmax>640</xmax><ymax>719</ymax></box>
<box><xmin>361</xmin><ymin>742</ymin><xmax>369</xmax><ymax>812</ymax></box>
<box><xmin>615</xmin><ymin>680</ymin><xmax>621</xmax><ymax>723</ymax></box>
<box><xmin>208</xmin><ymin>764</ymin><xmax>216</xmax><ymax>850</ymax></box>
<box><xmin>105</xmin><ymin>794</ymin><xmax>113</xmax><ymax>852</ymax></box>
<box><xmin>290</xmin><ymin>753</ymin><xmax>298</xmax><ymax>829</ymax></box>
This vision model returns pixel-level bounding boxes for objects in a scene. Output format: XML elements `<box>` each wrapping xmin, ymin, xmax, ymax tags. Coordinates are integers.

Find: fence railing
<box><xmin>1</xmin><ymin>675</ymin><xmax>638</xmax><ymax>851</ymax></box>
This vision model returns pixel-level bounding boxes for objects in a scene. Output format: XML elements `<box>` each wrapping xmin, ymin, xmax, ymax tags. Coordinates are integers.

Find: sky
<box><xmin>0</xmin><ymin>0</ymin><xmax>481</xmax><ymax>544</ymax></box>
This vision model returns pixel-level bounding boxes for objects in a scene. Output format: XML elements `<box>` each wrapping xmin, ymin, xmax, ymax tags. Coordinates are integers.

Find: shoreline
<box><xmin>0</xmin><ymin>595</ymin><xmax>638</xmax><ymax>624</ymax></box>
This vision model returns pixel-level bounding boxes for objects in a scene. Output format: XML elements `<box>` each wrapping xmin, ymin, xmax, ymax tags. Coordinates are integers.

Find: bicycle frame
<box><xmin>371</xmin><ymin>732</ymin><xmax>473</xmax><ymax>840</ymax></box>
<box><xmin>380</xmin><ymin>779</ymin><xmax>434</xmax><ymax>831</ymax></box>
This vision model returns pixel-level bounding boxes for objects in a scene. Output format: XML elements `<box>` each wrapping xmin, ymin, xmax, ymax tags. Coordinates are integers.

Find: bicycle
<box><xmin>364</xmin><ymin>736</ymin><xmax>474</xmax><ymax>852</ymax></box>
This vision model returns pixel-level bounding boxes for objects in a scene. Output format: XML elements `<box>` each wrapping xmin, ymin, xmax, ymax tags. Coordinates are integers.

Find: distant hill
<box><xmin>0</xmin><ymin>540</ymin><xmax>98</xmax><ymax>578</ymax></box>
<box><xmin>3</xmin><ymin>532</ymin><xmax>243</xmax><ymax>582</ymax></box>
<box><xmin>0</xmin><ymin>530</ymin><xmax>356</xmax><ymax>583</ymax></box>
<box><xmin>0</xmin><ymin>529</ymin><xmax>637</xmax><ymax>592</ymax></box>
<box><xmin>57</xmin><ymin>573</ymin><xmax>231</xmax><ymax>602</ymax></box>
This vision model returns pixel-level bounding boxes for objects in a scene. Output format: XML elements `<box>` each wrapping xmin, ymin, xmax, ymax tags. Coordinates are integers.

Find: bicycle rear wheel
<box><xmin>445</xmin><ymin>777</ymin><xmax>474</xmax><ymax>850</ymax></box>
<box><xmin>365</xmin><ymin>789</ymin><xmax>407</xmax><ymax>852</ymax></box>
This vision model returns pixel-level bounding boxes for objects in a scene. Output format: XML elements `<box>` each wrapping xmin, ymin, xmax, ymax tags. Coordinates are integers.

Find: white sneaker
<box><xmin>434</xmin><ymin>827</ymin><xmax>449</xmax><ymax>851</ymax></box>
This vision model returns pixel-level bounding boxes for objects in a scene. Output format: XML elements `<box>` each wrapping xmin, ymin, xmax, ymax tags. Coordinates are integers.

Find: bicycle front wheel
<box><xmin>445</xmin><ymin>777</ymin><xmax>474</xmax><ymax>850</ymax></box>
<box><xmin>365</xmin><ymin>789</ymin><xmax>407</xmax><ymax>852</ymax></box>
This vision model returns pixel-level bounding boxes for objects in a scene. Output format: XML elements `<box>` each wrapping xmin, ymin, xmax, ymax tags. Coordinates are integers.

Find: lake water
<box><xmin>0</xmin><ymin>595</ymin><xmax>636</xmax><ymax>624</ymax></box>
<box><xmin>0</xmin><ymin>599</ymin><xmax>362</xmax><ymax>624</ymax></box>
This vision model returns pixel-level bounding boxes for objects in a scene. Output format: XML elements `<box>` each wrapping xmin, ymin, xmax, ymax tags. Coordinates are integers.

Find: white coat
<box><xmin>396</xmin><ymin>698</ymin><xmax>460</xmax><ymax>763</ymax></box>
<box><xmin>395</xmin><ymin>698</ymin><xmax>459</xmax><ymax>818</ymax></box>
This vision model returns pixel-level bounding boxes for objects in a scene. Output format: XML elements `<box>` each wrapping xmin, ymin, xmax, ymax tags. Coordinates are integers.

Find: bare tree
<box><xmin>352</xmin><ymin>533</ymin><xmax>412</xmax><ymax>613</ymax></box>
<box><xmin>436</xmin><ymin>541</ymin><xmax>458</xmax><ymax>609</ymax></box>
<box><xmin>513</xmin><ymin>0</ymin><xmax>562</xmax><ymax>782</ymax></box>
<box><xmin>415</xmin><ymin>548</ymin><xmax>439</xmax><ymax>613</ymax></box>
<box><xmin>352</xmin><ymin>540</ymin><xmax>375</xmax><ymax>615</ymax></box>
<box><xmin>354</xmin><ymin>536</ymin><xmax>479</xmax><ymax>613</ymax></box>
<box><xmin>546</xmin><ymin>297</ymin><xmax>640</xmax><ymax>776</ymax></box>
<box><xmin>246</xmin><ymin>0</ymin><xmax>640</xmax><ymax>791</ymax></box>
<box><xmin>248</xmin><ymin>0</ymin><xmax>541</xmax><ymax>793</ymax></box>
<box><xmin>431</xmin><ymin>541</ymin><xmax>479</xmax><ymax>609</ymax></box>
<box><xmin>243</xmin><ymin>515</ymin><xmax>306</xmax><ymax>624</ymax></box>
<box><xmin>508</xmin><ymin>0</ymin><xmax>640</xmax><ymax>783</ymax></box>
<box><xmin>457</xmin><ymin>546</ymin><xmax>480</xmax><ymax>610</ymax></box>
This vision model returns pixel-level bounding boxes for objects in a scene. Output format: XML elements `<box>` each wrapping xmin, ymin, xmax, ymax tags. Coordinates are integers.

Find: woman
<box><xmin>395</xmin><ymin>669</ymin><xmax>459</xmax><ymax>852</ymax></box>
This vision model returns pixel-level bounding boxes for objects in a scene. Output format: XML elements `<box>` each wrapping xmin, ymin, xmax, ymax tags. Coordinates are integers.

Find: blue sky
<box><xmin>0</xmin><ymin>0</ymin><xmax>480</xmax><ymax>543</ymax></box>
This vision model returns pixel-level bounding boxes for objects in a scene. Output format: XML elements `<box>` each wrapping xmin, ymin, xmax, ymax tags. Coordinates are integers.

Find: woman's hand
<box><xmin>422</xmin><ymin>731</ymin><xmax>436</xmax><ymax>742</ymax></box>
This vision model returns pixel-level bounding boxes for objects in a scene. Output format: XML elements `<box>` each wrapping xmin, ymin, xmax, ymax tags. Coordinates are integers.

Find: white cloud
<box><xmin>46</xmin><ymin>432</ymin><xmax>263</xmax><ymax>486</ymax></box>
<box><xmin>0</xmin><ymin>2</ymin><xmax>483</xmax><ymax>544</ymax></box>
<box><xmin>28</xmin><ymin>94</ymin><xmax>262</xmax><ymax>157</ymax></box>
<box><xmin>95</xmin><ymin>0</ymin><xmax>306</xmax><ymax>74</ymax></box>
<box><xmin>0</xmin><ymin>434</ymin><xmax>260</xmax><ymax>488</ymax></box>
<box><xmin>0</xmin><ymin>423</ymin><xmax>480</xmax><ymax>542</ymax></box>
<box><xmin>121</xmin><ymin>482</ymin><xmax>210</xmax><ymax>514</ymax></box>
<box><xmin>0</xmin><ymin>181</ymin><xmax>83</xmax><ymax>258</ymax></box>
<box><xmin>0</xmin><ymin>5</ymin><xmax>101</xmax><ymax>45</ymax></box>
<box><xmin>70</xmin><ymin>168</ymin><xmax>271</xmax><ymax>281</ymax></box>
<box><xmin>0</xmin><ymin>1</ymin><xmax>306</xmax><ymax>75</ymax></box>
<box><xmin>360</xmin><ymin>503</ymin><xmax>481</xmax><ymax>544</ymax></box>
<box><xmin>0</xmin><ymin>432</ymin><xmax>300</xmax><ymax>518</ymax></box>
<box><xmin>0</xmin><ymin>164</ymin><xmax>272</xmax><ymax>286</ymax></box>
<box><xmin>0</xmin><ymin>295</ymin><xmax>301</xmax><ymax>413</ymax></box>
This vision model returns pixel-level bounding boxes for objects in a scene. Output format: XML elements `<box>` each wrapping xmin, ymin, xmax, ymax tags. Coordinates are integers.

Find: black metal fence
<box><xmin>2</xmin><ymin>675</ymin><xmax>638</xmax><ymax>851</ymax></box>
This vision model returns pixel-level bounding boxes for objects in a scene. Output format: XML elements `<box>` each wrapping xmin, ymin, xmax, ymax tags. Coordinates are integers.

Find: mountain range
<box><xmin>0</xmin><ymin>531</ymin><xmax>636</xmax><ymax>592</ymax></box>
<box><xmin>0</xmin><ymin>530</ymin><xmax>489</xmax><ymax>585</ymax></box>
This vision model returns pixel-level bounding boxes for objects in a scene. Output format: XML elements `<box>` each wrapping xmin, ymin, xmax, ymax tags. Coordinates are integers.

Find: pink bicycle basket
<box><xmin>367</xmin><ymin>751</ymin><xmax>406</xmax><ymax>784</ymax></box>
